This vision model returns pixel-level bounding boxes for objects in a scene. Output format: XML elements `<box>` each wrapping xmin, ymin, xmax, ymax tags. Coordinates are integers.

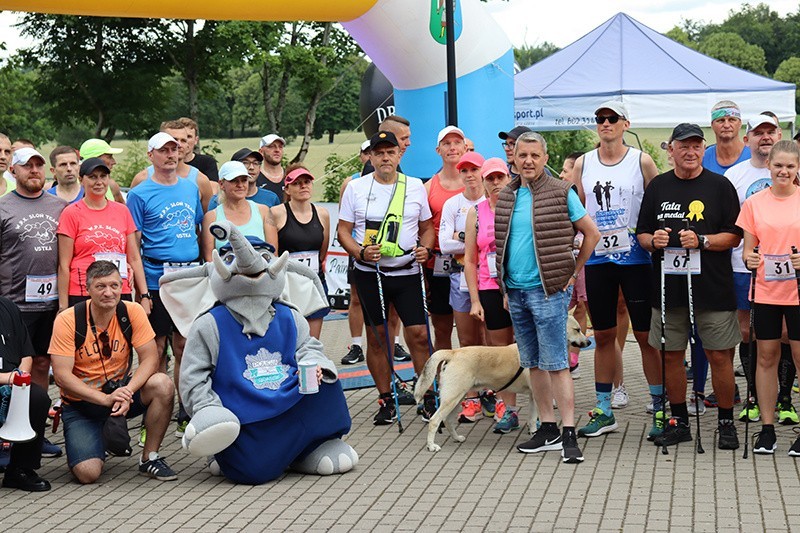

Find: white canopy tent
<box><xmin>514</xmin><ymin>13</ymin><xmax>797</xmax><ymax>131</ymax></box>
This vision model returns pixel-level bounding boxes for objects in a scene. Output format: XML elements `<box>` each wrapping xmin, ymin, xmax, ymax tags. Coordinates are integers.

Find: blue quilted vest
<box><xmin>210</xmin><ymin>303</ymin><xmax>301</xmax><ymax>424</ymax></box>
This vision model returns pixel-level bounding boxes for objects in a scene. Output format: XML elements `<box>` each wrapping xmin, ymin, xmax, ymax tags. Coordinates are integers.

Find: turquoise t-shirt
<box><xmin>505</xmin><ymin>188</ymin><xmax>586</xmax><ymax>289</ymax></box>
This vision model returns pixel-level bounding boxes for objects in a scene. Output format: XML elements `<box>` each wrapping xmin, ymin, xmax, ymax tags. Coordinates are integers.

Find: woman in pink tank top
<box><xmin>463</xmin><ymin>157</ymin><xmax>519</xmax><ymax>433</ymax></box>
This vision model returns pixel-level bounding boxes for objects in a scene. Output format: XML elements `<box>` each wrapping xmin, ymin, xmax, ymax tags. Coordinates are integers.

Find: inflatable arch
<box><xmin>5</xmin><ymin>0</ymin><xmax>513</xmax><ymax>177</ymax></box>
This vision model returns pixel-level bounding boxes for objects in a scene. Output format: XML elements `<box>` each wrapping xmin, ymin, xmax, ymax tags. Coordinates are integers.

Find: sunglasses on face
<box><xmin>595</xmin><ymin>115</ymin><xmax>621</xmax><ymax>125</ymax></box>
<box><xmin>98</xmin><ymin>330</ymin><xmax>112</xmax><ymax>358</ymax></box>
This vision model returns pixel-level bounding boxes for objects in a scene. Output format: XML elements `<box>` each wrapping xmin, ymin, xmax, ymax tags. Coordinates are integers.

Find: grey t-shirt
<box><xmin>0</xmin><ymin>191</ymin><xmax>67</xmax><ymax>311</ymax></box>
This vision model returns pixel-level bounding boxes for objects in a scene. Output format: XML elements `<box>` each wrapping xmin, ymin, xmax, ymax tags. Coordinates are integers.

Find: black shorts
<box><xmin>347</xmin><ymin>256</ymin><xmax>357</xmax><ymax>285</ymax></box>
<box><xmin>352</xmin><ymin>268</ymin><xmax>426</xmax><ymax>328</ymax></box>
<box><xmin>425</xmin><ymin>268</ymin><xmax>453</xmax><ymax>316</ymax></box>
<box><xmin>149</xmin><ymin>291</ymin><xmax>177</xmax><ymax>338</ymax></box>
<box><xmin>478</xmin><ymin>289</ymin><xmax>513</xmax><ymax>331</ymax></box>
<box><xmin>754</xmin><ymin>303</ymin><xmax>800</xmax><ymax>341</ymax></box>
<box><xmin>68</xmin><ymin>294</ymin><xmax>132</xmax><ymax>307</ymax></box>
<box><xmin>585</xmin><ymin>262</ymin><xmax>652</xmax><ymax>332</ymax></box>
<box><xmin>21</xmin><ymin>309</ymin><xmax>57</xmax><ymax>356</ymax></box>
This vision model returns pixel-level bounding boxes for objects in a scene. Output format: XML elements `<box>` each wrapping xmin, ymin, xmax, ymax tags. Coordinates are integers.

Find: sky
<box><xmin>1</xmin><ymin>0</ymin><xmax>799</xmax><ymax>55</ymax></box>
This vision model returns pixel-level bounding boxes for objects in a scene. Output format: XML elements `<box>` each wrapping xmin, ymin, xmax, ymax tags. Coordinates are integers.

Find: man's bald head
<box><xmin>379</xmin><ymin>115</ymin><xmax>411</xmax><ymax>156</ymax></box>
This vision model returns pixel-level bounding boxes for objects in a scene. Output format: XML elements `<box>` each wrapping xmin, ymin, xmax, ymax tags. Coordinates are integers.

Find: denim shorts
<box><xmin>61</xmin><ymin>392</ymin><xmax>145</xmax><ymax>468</ymax></box>
<box><xmin>449</xmin><ymin>273</ymin><xmax>471</xmax><ymax>313</ymax></box>
<box><xmin>733</xmin><ymin>272</ymin><xmax>752</xmax><ymax>311</ymax></box>
<box><xmin>507</xmin><ymin>285</ymin><xmax>572</xmax><ymax>371</ymax></box>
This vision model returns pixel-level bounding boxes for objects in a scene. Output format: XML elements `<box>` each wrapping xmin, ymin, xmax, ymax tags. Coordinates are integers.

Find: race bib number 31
<box><xmin>25</xmin><ymin>274</ymin><xmax>58</xmax><ymax>302</ymax></box>
<box><xmin>764</xmin><ymin>254</ymin><xmax>796</xmax><ymax>282</ymax></box>
<box><xmin>595</xmin><ymin>227</ymin><xmax>631</xmax><ymax>256</ymax></box>
<box><xmin>663</xmin><ymin>248</ymin><xmax>701</xmax><ymax>275</ymax></box>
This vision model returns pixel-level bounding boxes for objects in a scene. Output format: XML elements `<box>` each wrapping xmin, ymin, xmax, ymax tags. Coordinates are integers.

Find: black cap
<box><xmin>670</xmin><ymin>123</ymin><xmax>704</xmax><ymax>142</ymax></box>
<box><xmin>369</xmin><ymin>131</ymin><xmax>399</xmax><ymax>151</ymax></box>
<box><xmin>498</xmin><ymin>125</ymin><xmax>532</xmax><ymax>141</ymax></box>
<box><xmin>231</xmin><ymin>148</ymin><xmax>263</xmax><ymax>162</ymax></box>
<box><xmin>79</xmin><ymin>157</ymin><xmax>111</xmax><ymax>177</ymax></box>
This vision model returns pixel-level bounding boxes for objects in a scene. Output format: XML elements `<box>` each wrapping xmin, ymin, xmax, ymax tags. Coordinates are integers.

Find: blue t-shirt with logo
<box><xmin>126</xmin><ymin>178</ymin><xmax>204</xmax><ymax>289</ymax></box>
<box><xmin>505</xmin><ymin>188</ymin><xmax>586</xmax><ymax>289</ymax></box>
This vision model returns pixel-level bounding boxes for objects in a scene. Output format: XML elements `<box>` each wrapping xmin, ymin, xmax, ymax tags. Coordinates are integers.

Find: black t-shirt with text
<box><xmin>636</xmin><ymin>168</ymin><xmax>742</xmax><ymax>310</ymax></box>
<box><xmin>0</xmin><ymin>297</ymin><xmax>34</xmax><ymax>372</ymax></box>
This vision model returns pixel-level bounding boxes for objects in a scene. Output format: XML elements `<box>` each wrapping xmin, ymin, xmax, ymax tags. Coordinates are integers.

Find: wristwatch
<box><xmin>359</xmin><ymin>247</ymin><xmax>366</xmax><ymax>261</ymax></box>
<box><xmin>140</xmin><ymin>292</ymin><xmax>152</xmax><ymax>300</ymax></box>
<box><xmin>458</xmin><ymin>231</ymin><xmax>465</xmax><ymax>242</ymax></box>
<box><xmin>698</xmin><ymin>235</ymin><xmax>710</xmax><ymax>250</ymax></box>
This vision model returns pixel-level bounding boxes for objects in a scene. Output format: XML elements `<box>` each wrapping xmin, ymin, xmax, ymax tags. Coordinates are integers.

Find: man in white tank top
<box><xmin>572</xmin><ymin>101</ymin><xmax>664</xmax><ymax>441</ymax></box>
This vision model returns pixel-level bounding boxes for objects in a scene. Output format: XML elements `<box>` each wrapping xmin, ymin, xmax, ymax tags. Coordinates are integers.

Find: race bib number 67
<box><xmin>663</xmin><ymin>248</ymin><xmax>701</xmax><ymax>275</ymax></box>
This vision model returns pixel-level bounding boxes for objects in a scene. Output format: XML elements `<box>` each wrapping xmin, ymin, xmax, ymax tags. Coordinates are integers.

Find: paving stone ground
<box><xmin>2</xmin><ymin>316</ymin><xmax>800</xmax><ymax>532</ymax></box>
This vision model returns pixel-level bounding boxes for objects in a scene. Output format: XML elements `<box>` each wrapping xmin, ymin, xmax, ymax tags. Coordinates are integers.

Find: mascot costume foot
<box><xmin>160</xmin><ymin>221</ymin><xmax>357</xmax><ymax>484</ymax></box>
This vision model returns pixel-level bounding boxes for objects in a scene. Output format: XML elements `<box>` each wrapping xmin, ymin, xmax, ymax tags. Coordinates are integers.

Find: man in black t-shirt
<box><xmin>636</xmin><ymin>123</ymin><xmax>743</xmax><ymax>451</ymax></box>
<box><xmin>0</xmin><ymin>297</ymin><xmax>51</xmax><ymax>491</ymax></box>
<box><xmin>180</xmin><ymin>117</ymin><xmax>219</xmax><ymax>183</ymax></box>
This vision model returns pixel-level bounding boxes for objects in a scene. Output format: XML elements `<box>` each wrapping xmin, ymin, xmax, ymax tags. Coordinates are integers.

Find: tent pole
<box><xmin>445</xmin><ymin>0</ymin><xmax>458</xmax><ymax>126</ymax></box>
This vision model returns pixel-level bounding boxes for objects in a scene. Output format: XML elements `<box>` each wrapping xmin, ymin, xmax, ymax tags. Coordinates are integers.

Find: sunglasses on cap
<box><xmin>595</xmin><ymin>115</ymin><xmax>622</xmax><ymax>125</ymax></box>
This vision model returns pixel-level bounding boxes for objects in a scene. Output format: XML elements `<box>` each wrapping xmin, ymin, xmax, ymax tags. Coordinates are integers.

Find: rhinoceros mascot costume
<box><xmin>159</xmin><ymin>221</ymin><xmax>357</xmax><ymax>484</ymax></box>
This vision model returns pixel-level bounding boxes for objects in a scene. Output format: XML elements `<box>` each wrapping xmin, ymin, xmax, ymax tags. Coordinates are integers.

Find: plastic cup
<box><xmin>298</xmin><ymin>362</ymin><xmax>319</xmax><ymax>394</ymax></box>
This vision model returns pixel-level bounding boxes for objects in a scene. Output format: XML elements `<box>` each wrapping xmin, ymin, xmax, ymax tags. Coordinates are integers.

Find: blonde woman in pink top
<box><xmin>463</xmin><ymin>157</ymin><xmax>518</xmax><ymax>433</ymax></box>
<box><xmin>738</xmin><ymin>140</ymin><xmax>800</xmax><ymax>456</ymax></box>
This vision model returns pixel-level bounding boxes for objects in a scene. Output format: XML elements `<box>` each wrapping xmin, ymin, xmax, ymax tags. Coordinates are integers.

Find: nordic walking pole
<box><xmin>743</xmin><ymin>245</ymin><xmax>759</xmax><ymax>459</ymax></box>
<box><xmin>792</xmin><ymin>245</ymin><xmax>800</xmax><ymax>300</ymax></box>
<box><xmin>658</xmin><ymin>220</ymin><xmax>669</xmax><ymax>456</ymax></box>
<box><xmin>372</xmin><ymin>237</ymin><xmax>403</xmax><ymax>433</ymax></box>
<box><xmin>684</xmin><ymin>219</ymin><xmax>704</xmax><ymax>454</ymax></box>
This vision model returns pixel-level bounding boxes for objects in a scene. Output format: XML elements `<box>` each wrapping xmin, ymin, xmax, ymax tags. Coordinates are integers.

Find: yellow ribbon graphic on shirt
<box><xmin>687</xmin><ymin>200</ymin><xmax>705</xmax><ymax>221</ymax></box>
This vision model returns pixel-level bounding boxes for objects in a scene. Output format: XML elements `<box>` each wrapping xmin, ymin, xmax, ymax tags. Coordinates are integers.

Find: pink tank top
<box><xmin>476</xmin><ymin>199</ymin><xmax>499</xmax><ymax>290</ymax></box>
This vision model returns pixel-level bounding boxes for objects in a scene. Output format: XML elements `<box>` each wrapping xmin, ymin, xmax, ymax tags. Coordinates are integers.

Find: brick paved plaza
<box><xmin>1</xmin><ymin>317</ymin><xmax>799</xmax><ymax>532</ymax></box>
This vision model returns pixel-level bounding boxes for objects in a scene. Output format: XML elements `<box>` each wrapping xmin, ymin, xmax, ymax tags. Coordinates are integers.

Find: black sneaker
<box><xmin>393</xmin><ymin>343</ymin><xmax>411</xmax><ymax>362</ymax></box>
<box><xmin>653</xmin><ymin>418</ymin><xmax>692</xmax><ymax>447</ymax></box>
<box><xmin>753</xmin><ymin>427</ymin><xmax>777</xmax><ymax>455</ymax></box>
<box><xmin>395</xmin><ymin>380</ymin><xmax>416</xmax><ymax>406</ymax></box>
<box><xmin>479</xmin><ymin>390</ymin><xmax>496</xmax><ymax>417</ymax></box>
<box><xmin>789</xmin><ymin>429</ymin><xmax>800</xmax><ymax>457</ymax></box>
<box><xmin>717</xmin><ymin>419</ymin><xmax>739</xmax><ymax>450</ymax></box>
<box><xmin>138</xmin><ymin>453</ymin><xmax>177</xmax><ymax>481</ymax></box>
<box><xmin>420</xmin><ymin>391</ymin><xmax>438</xmax><ymax>422</ymax></box>
<box><xmin>561</xmin><ymin>428</ymin><xmax>584</xmax><ymax>463</ymax></box>
<box><xmin>517</xmin><ymin>423</ymin><xmax>562</xmax><ymax>453</ymax></box>
<box><xmin>373</xmin><ymin>394</ymin><xmax>397</xmax><ymax>425</ymax></box>
<box><xmin>341</xmin><ymin>345</ymin><xmax>365</xmax><ymax>365</ymax></box>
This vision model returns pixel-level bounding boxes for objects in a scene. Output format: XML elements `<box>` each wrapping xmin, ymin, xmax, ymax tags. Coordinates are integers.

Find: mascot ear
<box><xmin>212</xmin><ymin>249</ymin><xmax>232</xmax><ymax>281</ymax></box>
<box><xmin>267</xmin><ymin>251</ymin><xmax>290</xmax><ymax>279</ymax></box>
<box><xmin>209</xmin><ymin>222</ymin><xmax>230</xmax><ymax>242</ymax></box>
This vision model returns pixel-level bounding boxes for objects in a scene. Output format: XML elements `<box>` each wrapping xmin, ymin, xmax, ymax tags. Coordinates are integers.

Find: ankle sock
<box><xmin>352</xmin><ymin>336</ymin><xmax>362</xmax><ymax>347</ymax></box>
<box><xmin>719</xmin><ymin>407</ymin><xmax>734</xmax><ymax>421</ymax></box>
<box><xmin>595</xmin><ymin>382</ymin><xmax>613</xmax><ymax>414</ymax></box>
<box><xmin>649</xmin><ymin>384</ymin><xmax>664</xmax><ymax>412</ymax></box>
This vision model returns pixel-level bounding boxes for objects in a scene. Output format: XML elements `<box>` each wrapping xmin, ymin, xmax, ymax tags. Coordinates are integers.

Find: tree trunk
<box><xmin>185</xmin><ymin>20</ymin><xmax>199</xmax><ymax>122</ymax></box>
<box><xmin>328</xmin><ymin>131</ymin><xmax>335</xmax><ymax>143</ymax></box>
<box><xmin>274</xmin><ymin>22</ymin><xmax>299</xmax><ymax>132</ymax></box>
<box><xmin>292</xmin><ymin>23</ymin><xmax>332</xmax><ymax>164</ymax></box>
<box><xmin>103</xmin><ymin>127</ymin><xmax>116</xmax><ymax>143</ymax></box>
<box><xmin>261</xmin><ymin>61</ymin><xmax>276</xmax><ymax>132</ymax></box>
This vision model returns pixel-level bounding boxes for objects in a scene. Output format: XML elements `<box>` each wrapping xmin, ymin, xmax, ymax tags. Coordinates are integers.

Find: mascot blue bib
<box><xmin>210</xmin><ymin>304</ymin><xmax>301</xmax><ymax>425</ymax></box>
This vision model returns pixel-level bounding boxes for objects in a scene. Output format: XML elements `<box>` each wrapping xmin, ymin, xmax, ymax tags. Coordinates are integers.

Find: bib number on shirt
<box><xmin>434</xmin><ymin>254</ymin><xmax>453</xmax><ymax>277</ymax></box>
<box><xmin>487</xmin><ymin>251</ymin><xmax>498</xmax><ymax>279</ymax></box>
<box><xmin>25</xmin><ymin>274</ymin><xmax>58</xmax><ymax>302</ymax></box>
<box><xmin>163</xmin><ymin>262</ymin><xmax>201</xmax><ymax>275</ymax></box>
<box><xmin>94</xmin><ymin>252</ymin><xmax>128</xmax><ymax>279</ymax></box>
<box><xmin>663</xmin><ymin>248</ymin><xmax>701</xmax><ymax>275</ymax></box>
<box><xmin>595</xmin><ymin>227</ymin><xmax>631</xmax><ymax>256</ymax></box>
<box><xmin>764</xmin><ymin>254</ymin><xmax>796</xmax><ymax>282</ymax></box>
<box><xmin>289</xmin><ymin>251</ymin><xmax>320</xmax><ymax>272</ymax></box>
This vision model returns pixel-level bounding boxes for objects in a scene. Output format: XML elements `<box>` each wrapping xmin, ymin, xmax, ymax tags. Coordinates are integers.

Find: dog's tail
<box><xmin>414</xmin><ymin>349</ymin><xmax>453</xmax><ymax>403</ymax></box>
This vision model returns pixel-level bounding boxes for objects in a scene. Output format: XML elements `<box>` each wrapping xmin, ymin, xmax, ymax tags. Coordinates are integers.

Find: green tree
<box><xmin>774</xmin><ymin>57</ymin><xmax>800</xmax><ymax>110</ymax></box>
<box><xmin>541</xmin><ymin>130</ymin><xmax>596</xmax><ymax>175</ymax></box>
<box><xmin>514</xmin><ymin>42</ymin><xmax>560</xmax><ymax>70</ymax></box>
<box><xmin>314</xmin><ymin>57</ymin><xmax>368</xmax><ymax>143</ymax></box>
<box><xmin>322</xmin><ymin>153</ymin><xmax>361</xmax><ymax>203</ymax></box>
<box><xmin>0</xmin><ymin>55</ymin><xmax>54</xmax><ymax>144</ymax></box>
<box><xmin>664</xmin><ymin>27</ymin><xmax>695</xmax><ymax>48</ymax></box>
<box><xmin>698</xmin><ymin>32</ymin><xmax>768</xmax><ymax>76</ymax></box>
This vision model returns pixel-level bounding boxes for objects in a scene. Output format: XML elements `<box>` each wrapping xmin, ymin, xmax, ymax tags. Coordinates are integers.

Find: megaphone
<box><xmin>0</xmin><ymin>372</ymin><xmax>36</xmax><ymax>443</ymax></box>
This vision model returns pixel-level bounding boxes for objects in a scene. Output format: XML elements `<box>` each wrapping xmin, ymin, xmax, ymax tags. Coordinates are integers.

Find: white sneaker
<box><xmin>570</xmin><ymin>366</ymin><xmax>581</xmax><ymax>380</ymax></box>
<box><xmin>645</xmin><ymin>402</ymin><xmax>654</xmax><ymax>414</ymax></box>
<box><xmin>611</xmin><ymin>384</ymin><xmax>629</xmax><ymax>409</ymax></box>
<box><xmin>687</xmin><ymin>392</ymin><xmax>706</xmax><ymax>416</ymax></box>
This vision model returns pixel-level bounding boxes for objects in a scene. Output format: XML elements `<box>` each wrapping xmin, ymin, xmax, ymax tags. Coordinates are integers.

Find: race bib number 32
<box><xmin>663</xmin><ymin>248</ymin><xmax>701</xmax><ymax>275</ymax></box>
<box><xmin>595</xmin><ymin>227</ymin><xmax>631</xmax><ymax>256</ymax></box>
<box><xmin>25</xmin><ymin>274</ymin><xmax>58</xmax><ymax>302</ymax></box>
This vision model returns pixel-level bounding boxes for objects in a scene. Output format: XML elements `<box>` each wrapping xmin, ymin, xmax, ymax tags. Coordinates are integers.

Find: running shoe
<box><xmin>611</xmin><ymin>384</ymin><xmax>628</xmax><ymax>409</ymax></box>
<box><xmin>561</xmin><ymin>427</ymin><xmax>584</xmax><ymax>464</ymax></box>
<box><xmin>753</xmin><ymin>427</ymin><xmax>777</xmax><ymax>455</ymax></box>
<box><xmin>373</xmin><ymin>394</ymin><xmax>397</xmax><ymax>425</ymax></box>
<box><xmin>138</xmin><ymin>427</ymin><xmax>147</xmax><ymax>448</ymax></box>
<box><xmin>420</xmin><ymin>391</ymin><xmax>438</xmax><ymax>422</ymax></box>
<box><xmin>653</xmin><ymin>418</ymin><xmax>691</xmax><ymax>447</ymax></box>
<box><xmin>341</xmin><ymin>345</ymin><xmax>364</xmax><ymax>365</ymax></box>
<box><xmin>570</xmin><ymin>364</ymin><xmax>581</xmax><ymax>380</ymax></box>
<box><xmin>458</xmin><ymin>398</ymin><xmax>482</xmax><ymax>423</ymax></box>
<box><xmin>393</xmin><ymin>343</ymin><xmax>411</xmax><ymax>362</ymax></box>
<box><xmin>717</xmin><ymin>419</ymin><xmax>739</xmax><ymax>450</ymax></box>
<box><xmin>175</xmin><ymin>419</ymin><xmax>189</xmax><ymax>438</ymax></box>
<box><xmin>777</xmin><ymin>400</ymin><xmax>799</xmax><ymax>425</ymax></box>
<box><xmin>493</xmin><ymin>410</ymin><xmax>519</xmax><ymax>434</ymax></box>
<box><xmin>395</xmin><ymin>380</ymin><xmax>416</xmax><ymax>406</ymax></box>
<box><xmin>493</xmin><ymin>398</ymin><xmax>506</xmax><ymax>422</ymax></box>
<box><xmin>647</xmin><ymin>410</ymin><xmax>665</xmax><ymax>441</ymax></box>
<box><xmin>479</xmin><ymin>390</ymin><xmax>496</xmax><ymax>417</ymax></box>
<box><xmin>738</xmin><ymin>400</ymin><xmax>760</xmax><ymax>422</ymax></box>
<box><xmin>704</xmin><ymin>384</ymin><xmax>741</xmax><ymax>408</ymax></box>
<box><xmin>41</xmin><ymin>438</ymin><xmax>62</xmax><ymax>458</ymax></box>
<box><xmin>517</xmin><ymin>423</ymin><xmax>562</xmax><ymax>453</ymax></box>
<box><xmin>687</xmin><ymin>392</ymin><xmax>706</xmax><ymax>416</ymax></box>
<box><xmin>577</xmin><ymin>408</ymin><xmax>618</xmax><ymax>438</ymax></box>
<box><xmin>138</xmin><ymin>452</ymin><xmax>178</xmax><ymax>481</ymax></box>
<box><xmin>789</xmin><ymin>428</ymin><xmax>800</xmax><ymax>457</ymax></box>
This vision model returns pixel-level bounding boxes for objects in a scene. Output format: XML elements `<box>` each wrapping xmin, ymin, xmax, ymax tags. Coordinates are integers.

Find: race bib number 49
<box><xmin>663</xmin><ymin>248</ymin><xmax>701</xmax><ymax>275</ymax></box>
<box><xmin>595</xmin><ymin>227</ymin><xmax>631</xmax><ymax>256</ymax></box>
<box><xmin>25</xmin><ymin>274</ymin><xmax>58</xmax><ymax>302</ymax></box>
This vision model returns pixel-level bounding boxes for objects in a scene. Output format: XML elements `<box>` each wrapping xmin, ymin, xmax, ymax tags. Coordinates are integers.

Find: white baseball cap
<box><xmin>746</xmin><ymin>114</ymin><xmax>779</xmax><ymax>132</ymax></box>
<box><xmin>360</xmin><ymin>140</ymin><xmax>371</xmax><ymax>152</ymax></box>
<box><xmin>594</xmin><ymin>100</ymin><xmax>629</xmax><ymax>119</ymax></box>
<box><xmin>11</xmin><ymin>147</ymin><xmax>45</xmax><ymax>166</ymax></box>
<box><xmin>219</xmin><ymin>161</ymin><xmax>250</xmax><ymax>181</ymax></box>
<box><xmin>148</xmin><ymin>132</ymin><xmax>178</xmax><ymax>152</ymax></box>
<box><xmin>437</xmin><ymin>125</ymin><xmax>466</xmax><ymax>144</ymax></box>
<box><xmin>259</xmin><ymin>134</ymin><xmax>286</xmax><ymax>148</ymax></box>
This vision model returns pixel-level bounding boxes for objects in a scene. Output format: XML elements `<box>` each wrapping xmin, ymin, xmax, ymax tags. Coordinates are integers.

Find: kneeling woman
<box><xmin>738</xmin><ymin>140</ymin><xmax>800</xmax><ymax>456</ymax></box>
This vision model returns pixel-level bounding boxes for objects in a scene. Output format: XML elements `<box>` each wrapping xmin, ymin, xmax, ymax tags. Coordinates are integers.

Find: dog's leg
<box><xmin>527</xmin><ymin>390</ymin><xmax>539</xmax><ymax>436</ymax></box>
<box><xmin>427</xmin><ymin>392</ymin><xmax>464</xmax><ymax>451</ymax></box>
<box><xmin>445</xmin><ymin>405</ymin><xmax>465</xmax><ymax>444</ymax></box>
